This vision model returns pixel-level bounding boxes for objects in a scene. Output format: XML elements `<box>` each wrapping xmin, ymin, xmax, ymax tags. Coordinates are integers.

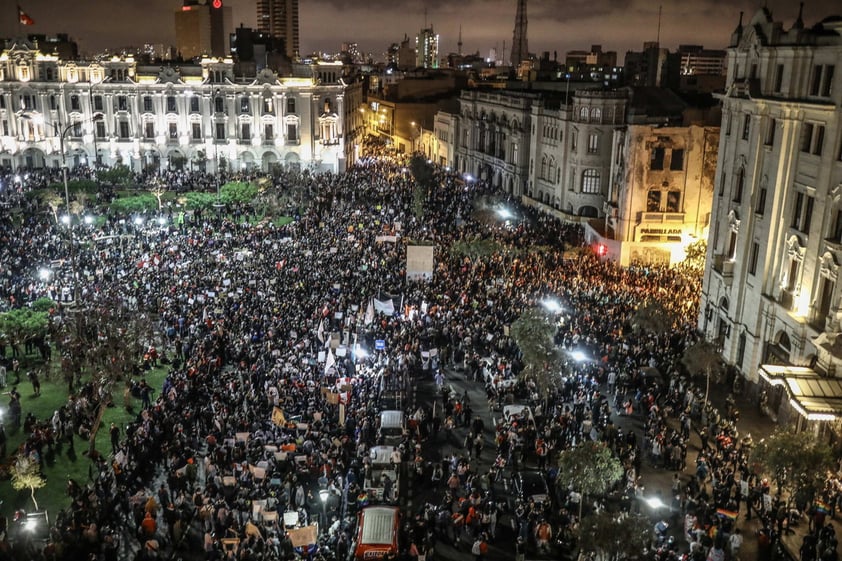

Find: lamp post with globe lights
<box><xmin>21</xmin><ymin>112</ymin><xmax>104</xmax><ymax>304</ymax></box>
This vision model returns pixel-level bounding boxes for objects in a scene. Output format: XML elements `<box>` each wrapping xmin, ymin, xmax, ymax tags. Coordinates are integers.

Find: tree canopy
<box><xmin>10</xmin><ymin>455</ymin><xmax>47</xmax><ymax>511</ymax></box>
<box><xmin>220</xmin><ymin>181</ymin><xmax>259</xmax><ymax>205</ymax></box>
<box><xmin>0</xmin><ymin>308</ymin><xmax>50</xmax><ymax>346</ymax></box>
<box><xmin>579</xmin><ymin>511</ymin><xmax>651</xmax><ymax>561</ymax></box>
<box><xmin>510</xmin><ymin>307</ymin><xmax>559</xmax><ymax>396</ymax></box>
<box><xmin>556</xmin><ymin>441</ymin><xmax>624</xmax><ymax>519</ymax></box>
<box><xmin>750</xmin><ymin>429</ymin><xmax>834</xmax><ymax>500</ymax></box>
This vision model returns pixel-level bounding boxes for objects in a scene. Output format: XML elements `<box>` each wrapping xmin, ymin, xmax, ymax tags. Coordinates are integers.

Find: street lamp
<box><xmin>21</xmin><ymin>111</ymin><xmax>105</xmax><ymax>304</ymax></box>
<box><xmin>318</xmin><ymin>489</ymin><xmax>329</xmax><ymax>534</ymax></box>
<box><xmin>88</xmin><ymin>76</ymin><xmax>112</xmax><ymax>168</ymax></box>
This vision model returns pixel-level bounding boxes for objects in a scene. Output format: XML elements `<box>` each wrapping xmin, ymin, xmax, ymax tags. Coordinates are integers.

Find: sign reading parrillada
<box><xmin>640</xmin><ymin>228</ymin><xmax>682</xmax><ymax>235</ymax></box>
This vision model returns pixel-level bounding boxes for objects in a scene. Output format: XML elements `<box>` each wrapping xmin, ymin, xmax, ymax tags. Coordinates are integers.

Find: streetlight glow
<box><xmin>61</xmin><ymin>215</ymin><xmax>71</xmax><ymax>225</ymax></box>
<box><xmin>496</xmin><ymin>208</ymin><xmax>514</xmax><ymax>220</ymax></box>
<box><xmin>542</xmin><ymin>299</ymin><xmax>562</xmax><ymax>313</ymax></box>
<box><xmin>645</xmin><ymin>497</ymin><xmax>665</xmax><ymax>509</ymax></box>
<box><xmin>134</xmin><ymin>216</ymin><xmax>144</xmax><ymax>226</ymax></box>
<box><xmin>83</xmin><ymin>215</ymin><xmax>94</xmax><ymax>225</ymax></box>
<box><xmin>570</xmin><ymin>350</ymin><xmax>587</xmax><ymax>362</ymax></box>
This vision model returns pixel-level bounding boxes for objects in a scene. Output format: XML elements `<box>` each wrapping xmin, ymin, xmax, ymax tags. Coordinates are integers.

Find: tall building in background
<box><xmin>415</xmin><ymin>27</ymin><xmax>438</xmax><ymax>69</ymax></box>
<box><xmin>174</xmin><ymin>0</ymin><xmax>231</xmax><ymax>60</ymax></box>
<box><xmin>256</xmin><ymin>0</ymin><xmax>299</xmax><ymax>60</ymax></box>
<box><xmin>511</xmin><ymin>0</ymin><xmax>528</xmax><ymax>67</ymax></box>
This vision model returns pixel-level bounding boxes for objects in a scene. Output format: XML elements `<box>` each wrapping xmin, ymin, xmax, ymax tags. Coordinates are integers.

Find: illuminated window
<box><xmin>587</xmin><ymin>134</ymin><xmax>599</xmax><ymax>154</ymax></box>
<box><xmin>582</xmin><ymin>169</ymin><xmax>600</xmax><ymax>193</ymax></box>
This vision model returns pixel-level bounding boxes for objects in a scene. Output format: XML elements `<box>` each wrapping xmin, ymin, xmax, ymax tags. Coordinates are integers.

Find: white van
<box><xmin>368</xmin><ymin>445</ymin><xmax>400</xmax><ymax>503</ymax></box>
<box><xmin>377</xmin><ymin>410</ymin><xmax>405</xmax><ymax>445</ymax></box>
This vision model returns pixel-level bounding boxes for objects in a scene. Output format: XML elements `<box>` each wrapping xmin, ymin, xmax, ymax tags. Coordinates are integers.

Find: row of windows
<box><xmin>0</xmin><ymin>93</ymin><xmax>301</xmax><ymax>116</ymax></box>
<box><xmin>740</xmin><ymin>61</ymin><xmax>834</xmax><ymax>98</ymax></box>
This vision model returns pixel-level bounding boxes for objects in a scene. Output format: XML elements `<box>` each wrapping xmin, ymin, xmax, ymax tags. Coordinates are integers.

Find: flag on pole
<box><xmin>324</xmin><ymin>348</ymin><xmax>336</xmax><ymax>376</ymax></box>
<box><xmin>364</xmin><ymin>299</ymin><xmax>375</xmax><ymax>326</ymax></box>
<box><xmin>18</xmin><ymin>6</ymin><xmax>35</xmax><ymax>25</ymax></box>
<box><xmin>316</xmin><ymin>318</ymin><xmax>325</xmax><ymax>344</ymax></box>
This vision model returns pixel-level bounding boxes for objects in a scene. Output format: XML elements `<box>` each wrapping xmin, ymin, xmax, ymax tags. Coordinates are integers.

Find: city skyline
<box><xmin>0</xmin><ymin>0</ymin><xmax>838</xmax><ymax>60</ymax></box>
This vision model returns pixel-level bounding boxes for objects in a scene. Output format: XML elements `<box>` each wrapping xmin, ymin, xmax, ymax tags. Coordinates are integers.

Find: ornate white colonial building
<box><xmin>699</xmin><ymin>9</ymin><xmax>842</xmax><ymax>425</ymax></box>
<box><xmin>0</xmin><ymin>40</ymin><xmax>361</xmax><ymax>173</ymax></box>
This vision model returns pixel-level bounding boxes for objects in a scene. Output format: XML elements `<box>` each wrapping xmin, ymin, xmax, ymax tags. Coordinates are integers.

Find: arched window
<box><xmin>548</xmin><ymin>157</ymin><xmax>557</xmax><ymax>180</ymax></box>
<box><xmin>582</xmin><ymin>169</ymin><xmax>600</xmax><ymax>193</ymax></box>
<box><xmin>590</xmin><ymin>107</ymin><xmax>601</xmax><ymax>122</ymax></box>
<box><xmin>579</xmin><ymin>106</ymin><xmax>589</xmax><ymax>121</ymax></box>
<box><xmin>541</xmin><ymin>156</ymin><xmax>548</xmax><ymax>179</ymax></box>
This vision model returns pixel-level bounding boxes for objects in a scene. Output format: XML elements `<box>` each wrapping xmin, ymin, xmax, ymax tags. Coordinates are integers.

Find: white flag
<box><xmin>365</xmin><ymin>299</ymin><xmax>375</xmax><ymax>326</ymax></box>
<box><xmin>324</xmin><ymin>348</ymin><xmax>336</xmax><ymax>376</ymax></box>
<box><xmin>373</xmin><ymin>298</ymin><xmax>394</xmax><ymax>315</ymax></box>
<box><xmin>316</xmin><ymin>318</ymin><xmax>325</xmax><ymax>344</ymax></box>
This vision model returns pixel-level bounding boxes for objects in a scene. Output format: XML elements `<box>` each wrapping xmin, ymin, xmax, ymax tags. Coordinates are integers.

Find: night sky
<box><xmin>2</xmin><ymin>0</ymin><xmax>840</xmax><ymax>59</ymax></box>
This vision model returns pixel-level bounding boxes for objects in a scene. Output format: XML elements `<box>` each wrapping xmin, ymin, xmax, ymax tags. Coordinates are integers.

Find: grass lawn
<box><xmin>0</xmin><ymin>358</ymin><xmax>168</xmax><ymax>520</ymax></box>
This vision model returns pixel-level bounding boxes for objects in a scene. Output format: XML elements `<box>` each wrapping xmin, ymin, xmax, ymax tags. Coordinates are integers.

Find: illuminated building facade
<box><xmin>443</xmin><ymin>86</ymin><xmax>719</xmax><ymax>266</ymax></box>
<box><xmin>0</xmin><ymin>41</ymin><xmax>358</xmax><ymax>173</ymax></box>
<box><xmin>700</xmin><ymin>8</ymin><xmax>842</xmax><ymax>383</ymax></box>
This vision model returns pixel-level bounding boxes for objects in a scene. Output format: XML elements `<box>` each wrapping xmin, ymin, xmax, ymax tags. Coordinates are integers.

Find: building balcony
<box><xmin>639</xmin><ymin>211</ymin><xmax>685</xmax><ymax>224</ymax></box>
<box><xmin>711</xmin><ymin>254</ymin><xmax>735</xmax><ymax>282</ymax></box>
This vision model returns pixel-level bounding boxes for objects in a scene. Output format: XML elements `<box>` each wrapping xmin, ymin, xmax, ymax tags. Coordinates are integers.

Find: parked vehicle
<box><xmin>511</xmin><ymin>470</ymin><xmax>552</xmax><ymax>506</ymax></box>
<box><xmin>377</xmin><ymin>410</ymin><xmax>405</xmax><ymax>445</ymax></box>
<box><xmin>353</xmin><ymin>506</ymin><xmax>401</xmax><ymax>561</ymax></box>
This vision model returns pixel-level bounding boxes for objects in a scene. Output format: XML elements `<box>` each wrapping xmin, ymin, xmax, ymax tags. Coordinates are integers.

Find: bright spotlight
<box><xmin>60</xmin><ymin>215</ymin><xmax>71</xmax><ymax>225</ymax></box>
<box><xmin>496</xmin><ymin>208</ymin><xmax>514</xmax><ymax>220</ymax></box>
<box><xmin>645</xmin><ymin>497</ymin><xmax>665</xmax><ymax>509</ymax></box>
<box><xmin>570</xmin><ymin>350</ymin><xmax>587</xmax><ymax>362</ymax></box>
<box><xmin>542</xmin><ymin>299</ymin><xmax>562</xmax><ymax>313</ymax></box>
<box><xmin>133</xmin><ymin>217</ymin><xmax>144</xmax><ymax>226</ymax></box>
<box><xmin>83</xmin><ymin>215</ymin><xmax>94</xmax><ymax>225</ymax></box>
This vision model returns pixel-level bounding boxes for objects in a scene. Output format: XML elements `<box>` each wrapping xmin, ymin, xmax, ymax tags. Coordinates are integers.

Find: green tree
<box><xmin>630</xmin><ymin>300</ymin><xmax>678</xmax><ymax>337</ymax></box>
<box><xmin>579</xmin><ymin>511</ymin><xmax>651</xmax><ymax>561</ymax></box>
<box><xmin>751</xmin><ymin>429</ymin><xmax>834</xmax><ymax>500</ymax></box>
<box><xmin>510</xmin><ymin>307</ymin><xmax>559</xmax><ymax>397</ymax></box>
<box><xmin>109</xmin><ymin>194</ymin><xmax>159</xmax><ymax>214</ymax></box>
<box><xmin>409</xmin><ymin>155</ymin><xmax>435</xmax><ymax>219</ymax></box>
<box><xmin>220</xmin><ymin>181</ymin><xmax>259</xmax><ymax>205</ymax></box>
<box><xmin>10</xmin><ymin>455</ymin><xmax>47</xmax><ymax>511</ymax></box>
<box><xmin>0</xmin><ymin>308</ymin><xmax>50</xmax><ymax>350</ymax></box>
<box><xmin>681</xmin><ymin>339</ymin><xmax>721</xmax><ymax>404</ymax></box>
<box><xmin>31</xmin><ymin>298</ymin><xmax>57</xmax><ymax>313</ymax></box>
<box><xmin>183</xmin><ymin>191</ymin><xmax>219</xmax><ymax>210</ymax></box>
<box><xmin>683</xmin><ymin>239</ymin><xmax>708</xmax><ymax>270</ymax></box>
<box><xmin>556</xmin><ymin>441</ymin><xmax>624</xmax><ymax>521</ymax></box>
<box><xmin>97</xmin><ymin>164</ymin><xmax>132</xmax><ymax>186</ymax></box>
<box><xmin>449</xmin><ymin>238</ymin><xmax>504</xmax><ymax>260</ymax></box>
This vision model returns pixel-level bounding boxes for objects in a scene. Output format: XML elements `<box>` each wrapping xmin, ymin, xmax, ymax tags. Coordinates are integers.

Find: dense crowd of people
<box><xmin>0</xmin><ymin>144</ymin><xmax>822</xmax><ymax>561</ymax></box>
